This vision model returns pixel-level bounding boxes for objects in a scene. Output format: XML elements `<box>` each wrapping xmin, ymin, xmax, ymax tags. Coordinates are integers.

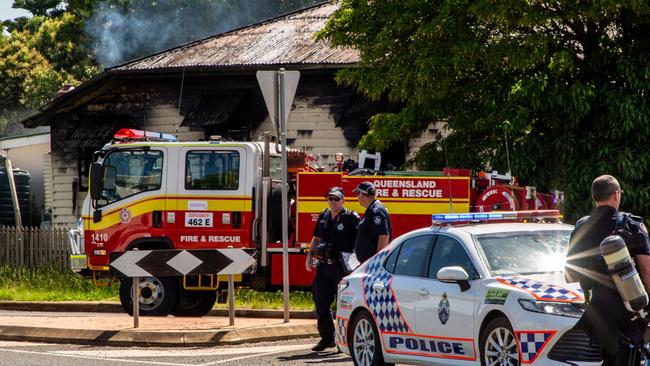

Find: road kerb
<box><xmin>0</xmin><ymin>323</ymin><xmax>318</xmax><ymax>347</ymax></box>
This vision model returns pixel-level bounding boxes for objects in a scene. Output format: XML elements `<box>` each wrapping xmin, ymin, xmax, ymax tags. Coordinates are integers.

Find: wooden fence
<box><xmin>0</xmin><ymin>226</ymin><xmax>70</xmax><ymax>270</ymax></box>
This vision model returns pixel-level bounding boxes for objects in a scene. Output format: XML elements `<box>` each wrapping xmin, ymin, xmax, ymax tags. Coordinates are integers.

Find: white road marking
<box><xmin>53</xmin><ymin>344</ymin><xmax>312</xmax><ymax>358</ymax></box>
<box><xmin>0</xmin><ymin>347</ymin><xmax>192</xmax><ymax>366</ymax></box>
<box><xmin>196</xmin><ymin>345</ymin><xmax>313</xmax><ymax>366</ymax></box>
<box><xmin>0</xmin><ymin>341</ymin><xmax>52</xmax><ymax>347</ymax></box>
<box><xmin>0</xmin><ymin>343</ymin><xmax>314</xmax><ymax>366</ymax></box>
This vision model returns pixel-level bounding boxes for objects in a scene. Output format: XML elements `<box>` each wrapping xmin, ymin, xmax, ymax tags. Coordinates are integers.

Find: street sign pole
<box><xmin>228</xmin><ymin>274</ymin><xmax>235</xmax><ymax>326</ymax></box>
<box><xmin>133</xmin><ymin>276</ymin><xmax>139</xmax><ymax>328</ymax></box>
<box><xmin>256</xmin><ymin>69</ymin><xmax>299</xmax><ymax>324</ymax></box>
<box><xmin>277</xmin><ymin>69</ymin><xmax>290</xmax><ymax>323</ymax></box>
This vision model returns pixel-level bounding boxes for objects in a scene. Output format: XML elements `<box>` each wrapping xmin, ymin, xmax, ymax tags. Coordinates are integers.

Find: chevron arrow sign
<box><xmin>109</xmin><ymin>249</ymin><xmax>257</xmax><ymax>277</ymax></box>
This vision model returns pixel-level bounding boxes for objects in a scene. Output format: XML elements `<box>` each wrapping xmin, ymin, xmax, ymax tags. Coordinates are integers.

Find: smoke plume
<box><xmin>85</xmin><ymin>0</ymin><xmax>323</xmax><ymax>68</ymax></box>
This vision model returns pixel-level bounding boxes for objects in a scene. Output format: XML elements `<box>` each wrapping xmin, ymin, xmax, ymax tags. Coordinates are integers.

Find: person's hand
<box><xmin>305</xmin><ymin>255</ymin><xmax>313</xmax><ymax>272</ymax></box>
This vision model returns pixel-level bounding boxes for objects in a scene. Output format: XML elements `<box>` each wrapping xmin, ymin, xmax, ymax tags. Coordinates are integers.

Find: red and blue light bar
<box><xmin>432</xmin><ymin>210</ymin><xmax>561</xmax><ymax>224</ymax></box>
<box><xmin>114</xmin><ymin>128</ymin><xmax>177</xmax><ymax>142</ymax></box>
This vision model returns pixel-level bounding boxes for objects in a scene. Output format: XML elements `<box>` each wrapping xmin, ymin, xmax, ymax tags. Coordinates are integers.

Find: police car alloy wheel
<box><xmin>350</xmin><ymin>311</ymin><xmax>391</xmax><ymax>366</ymax></box>
<box><xmin>119</xmin><ymin>276</ymin><xmax>178</xmax><ymax>316</ymax></box>
<box><xmin>480</xmin><ymin>317</ymin><xmax>520</xmax><ymax>366</ymax></box>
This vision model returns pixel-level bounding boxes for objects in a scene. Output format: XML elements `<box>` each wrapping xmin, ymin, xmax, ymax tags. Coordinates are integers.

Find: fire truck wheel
<box><xmin>119</xmin><ymin>276</ymin><xmax>177</xmax><ymax>316</ymax></box>
<box><xmin>172</xmin><ymin>289</ymin><xmax>217</xmax><ymax>317</ymax></box>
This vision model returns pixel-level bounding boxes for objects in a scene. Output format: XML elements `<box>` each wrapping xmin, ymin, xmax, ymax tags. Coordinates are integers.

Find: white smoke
<box><xmin>85</xmin><ymin>0</ymin><xmax>323</xmax><ymax>68</ymax></box>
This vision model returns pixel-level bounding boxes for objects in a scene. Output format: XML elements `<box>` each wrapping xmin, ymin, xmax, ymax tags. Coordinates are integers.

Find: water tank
<box><xmin>0</xmin><ymin>167</ymin><xmax>31</xmax><ymax>226</ymax></box>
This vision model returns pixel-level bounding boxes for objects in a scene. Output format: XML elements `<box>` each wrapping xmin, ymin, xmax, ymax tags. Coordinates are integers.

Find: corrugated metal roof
<box><xmin>111</xmin><ymin>2</ymin><xmax>358</xmax><ymax>71</ymax></box>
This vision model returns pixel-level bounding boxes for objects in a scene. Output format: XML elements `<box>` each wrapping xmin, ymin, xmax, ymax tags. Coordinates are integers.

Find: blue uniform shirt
<box><xmin>354</xmin><ymin>199</ymin><xmax>392</xmax><ymax>263</ymax></box>
<box><xmin>313</xmin><ymin>208</ymin><xmax>360</xmax><ymax>257</ymax></box>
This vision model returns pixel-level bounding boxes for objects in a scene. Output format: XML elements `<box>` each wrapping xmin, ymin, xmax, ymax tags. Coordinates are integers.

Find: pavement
<box><xmin>0</xmin><ymin>301</ymin><xmax>318</xmax><ymax>347</ymax></box>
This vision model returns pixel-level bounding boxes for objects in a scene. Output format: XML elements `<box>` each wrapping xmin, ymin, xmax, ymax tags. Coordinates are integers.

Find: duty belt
<box><xmin>319</xmin><ymin>259</ymin><xmax>340</xmax><ymax>265</ymax></box>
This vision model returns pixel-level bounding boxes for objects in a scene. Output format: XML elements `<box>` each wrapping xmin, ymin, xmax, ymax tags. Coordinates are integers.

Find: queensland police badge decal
<box><xmin>438</xmin><ymin>292</ymin><xmax>450</xmax><ymax>325</ymax></box>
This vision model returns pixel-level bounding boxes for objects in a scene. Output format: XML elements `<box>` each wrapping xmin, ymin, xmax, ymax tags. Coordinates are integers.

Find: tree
<box><xmin>318</xmin><ymin>0</ymin><xmax>650</xmax><ymax>222</ymax></box>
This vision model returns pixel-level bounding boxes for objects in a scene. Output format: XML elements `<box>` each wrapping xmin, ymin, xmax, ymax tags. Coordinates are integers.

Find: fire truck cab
<box><xmin>71</xmin><ymin>129</ymin><xmax>285</xmax><ymax>316</ymax></box>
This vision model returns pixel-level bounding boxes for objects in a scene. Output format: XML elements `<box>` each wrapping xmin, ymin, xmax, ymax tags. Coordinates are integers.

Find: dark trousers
<box><xmin>312</xmin><ymin>262</ymin><xmax>345</xmax><ymax>342</ymax></box>
<box><xmin>601</xmin><ymin>344</ymin><xmax>642</xmax><ymax>366</ymax></box>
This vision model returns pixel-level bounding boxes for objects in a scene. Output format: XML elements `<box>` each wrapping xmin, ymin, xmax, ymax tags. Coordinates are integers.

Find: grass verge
<box><xmin>0</xmin><ymin>265</ymin><xmax>314</xmax><ymax>310</ymax></box>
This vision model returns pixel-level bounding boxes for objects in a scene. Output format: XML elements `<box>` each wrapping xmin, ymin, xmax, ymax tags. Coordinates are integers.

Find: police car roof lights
<box><xmin>114</xmin><ymin>128</ymin><xmax>177</xmax><ymax>142</ymax></box>
<box><xmin>432</xmin><ymin>210</ymin><xmax>561</xmax><ymax>224</ymax></box>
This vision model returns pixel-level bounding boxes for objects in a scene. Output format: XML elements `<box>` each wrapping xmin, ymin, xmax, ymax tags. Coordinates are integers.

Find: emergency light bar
<box><xmin>432</xmin><ymin>210</ymin><xmax>561</xmax><ymax>224</ymax></box>
<box><xmin>114</xmin><ymin>128</ymin><xmax>177</xmax><ymax>142</ymax></box>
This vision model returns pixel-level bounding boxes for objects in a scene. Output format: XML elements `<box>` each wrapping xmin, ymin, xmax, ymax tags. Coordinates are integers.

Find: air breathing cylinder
<box><xmin>600</xmin><ymin>235</ymin><xmax>649</xmax><ymax>313</ymax></box>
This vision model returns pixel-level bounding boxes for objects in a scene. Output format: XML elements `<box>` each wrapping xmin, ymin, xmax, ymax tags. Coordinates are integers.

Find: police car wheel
<box><xmin>480</xmin><ymin>317</ymin><xmax>520</xmax><ymax>366</ymax></box>
<box><xmin>119</xmin><ymin>276</ymin><xmax>177</xmax><ymax>316</ymax></box>
<box><xmin>349</xmin><ymin>311</ymin><xmax>391</xmax><ymax>366</ymax></box>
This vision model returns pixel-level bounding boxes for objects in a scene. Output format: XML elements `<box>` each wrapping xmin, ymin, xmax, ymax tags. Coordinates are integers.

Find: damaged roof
<box><xmin>111</xmin><ymin>2</ymin><xmax>358</xmax><ymax>71</ymax></box>
<box><xmin>19</xmin><ymin>2</ymin><xmax>358</xmax><ymax>128</ymax></box>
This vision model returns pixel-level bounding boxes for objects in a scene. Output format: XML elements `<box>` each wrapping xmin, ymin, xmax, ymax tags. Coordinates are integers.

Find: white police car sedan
<box><xmin>336</xmin><ymin>212</ymin><xmax>601</xmax><ymax>366</ymax></box>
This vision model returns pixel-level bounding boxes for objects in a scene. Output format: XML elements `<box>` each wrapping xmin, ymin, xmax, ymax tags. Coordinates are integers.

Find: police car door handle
<box><xmin>417</xmin><ymin>288</ymin><xmax>429</xmax><ymax>296</ymax></box>
<box><xmin>372</xmin><ymin>282</ymin><xmax>385</xmax><ymax>292</ymax></box>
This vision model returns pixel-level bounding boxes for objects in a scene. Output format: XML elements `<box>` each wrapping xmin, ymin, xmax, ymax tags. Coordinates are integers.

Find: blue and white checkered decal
<box><xmin>516</xmin><ymin>330</ymin><xmax>555</xmax><ymax>364</ymax></box>
<box><xmin>336</xmin><ymin>317</ymin><xmax>348</xmax><ymax>346</ymax></box>
<box><xmin>362</xmin><ymin>251</ymin><xmax>411</xmax><ymax>333</ymax></box>
<box><xmin>497</xmin><ymin>277</ymin><xmax>584</xmax><ymax>302</ymax></box>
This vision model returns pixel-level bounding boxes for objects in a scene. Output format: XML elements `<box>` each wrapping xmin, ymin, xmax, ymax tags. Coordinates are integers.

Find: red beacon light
<box><xmin>432</xmin><ymin>210</ymin><xmax>561</xmax><ymax>225</ymax></box>
<box><xmin>113</xmin><ymin>128</ymin><xmax>177</xmax><ymax>142</ymax></box>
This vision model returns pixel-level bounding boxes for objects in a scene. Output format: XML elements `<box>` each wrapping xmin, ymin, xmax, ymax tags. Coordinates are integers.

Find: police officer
<box><xmin>354</xmin><ymin>181</ymin><xmax>392</xmax><ymax>263</ymax></box>
<box><xmin>566</xmin><ymin>175</ymin><xmax>650</xmax><ymax>365</ymax></box>
<box><xmin>305</xmin><ymin>187</ymin><xmax>359</xmax><ymax>352</ymax></box>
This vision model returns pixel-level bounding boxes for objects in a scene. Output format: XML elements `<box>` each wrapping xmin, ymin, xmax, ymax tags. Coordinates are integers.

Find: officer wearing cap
<box><xmin>305</xmin><ymin>187</ymin><xmax>359</xmax><ymax>352</ymax></box>
<box><xmin>354</xmin><ymin>181</ymin><xmax>392</xmax><ymax>263</ymax></box>
<box><xmin>566</xmin><ymin>175</ymin><xmax>650</xmax><ymax>365</ymax></box>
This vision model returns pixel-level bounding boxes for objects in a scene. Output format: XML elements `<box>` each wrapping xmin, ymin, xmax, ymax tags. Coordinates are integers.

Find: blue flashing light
<box><xmin>432</xmin><ymin>212</ymin><xmax>507</xmax><ymax>223</ymax></box>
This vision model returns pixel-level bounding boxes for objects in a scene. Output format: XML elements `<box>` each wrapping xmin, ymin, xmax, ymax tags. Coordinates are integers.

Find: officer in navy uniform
<box><xmin>566</xmin><ymin>175</ymin><xmax>650</xmax><ymax>366</ymax></box>
<box><xmin>305</xmin><ymin>187</ymin><xmax>359</xmax><ymax>352</ymax></box>
<box><xmin>354</xmin><ymin>181</ymin><xmax>392</xmax><ymax>263</ymax></box>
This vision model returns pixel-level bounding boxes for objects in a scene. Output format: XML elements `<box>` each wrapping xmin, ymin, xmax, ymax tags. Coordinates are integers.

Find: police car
<box><xmin>336</xmin><ymin>211</ymin><xmax>601</xmax><ymax>366</ymax></box>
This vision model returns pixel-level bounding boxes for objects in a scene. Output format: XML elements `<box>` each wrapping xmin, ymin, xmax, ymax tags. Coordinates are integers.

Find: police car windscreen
<box><xmin>475</xmin><ymin>230</ymin><xmax>570</xmax><ymax>276</ymax></box>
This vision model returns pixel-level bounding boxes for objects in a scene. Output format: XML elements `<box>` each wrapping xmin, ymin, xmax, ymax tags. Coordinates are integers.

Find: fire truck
<box><xmin>68</xmin><ymin>128</ymin><xmax>563</xmax><ymax>316</ymax></box>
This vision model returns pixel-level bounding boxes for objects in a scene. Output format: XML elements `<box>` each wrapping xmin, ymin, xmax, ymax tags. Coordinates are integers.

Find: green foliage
<box><xmin>0</xmin><ymin>265</ymin><xmax>118</xmax><ymax>301</ymax></box>
<box><xmin>0</xmin><ymin>265</ymin><xmax>314</xmax><ymax>310</ymax></box>
<box><xmin>319</xmin><ymin>0</ymin><xmax>650</xmax><ymax>222</ymax></box>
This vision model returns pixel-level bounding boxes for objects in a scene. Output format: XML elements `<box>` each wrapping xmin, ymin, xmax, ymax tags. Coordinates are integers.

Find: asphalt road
<box><xmin>0</xmin><ymin>339</ymin><xmax>352</xmax><ymax>366</ymax></box>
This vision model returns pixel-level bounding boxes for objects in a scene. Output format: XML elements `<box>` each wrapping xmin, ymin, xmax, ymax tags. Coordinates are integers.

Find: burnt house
<box><xmin>19</xmin><ymin>2</ymin><xmax>431</xmax><ymax>227</ymax></box>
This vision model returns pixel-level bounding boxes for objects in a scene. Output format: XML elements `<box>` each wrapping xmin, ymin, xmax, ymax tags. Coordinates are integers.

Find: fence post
<box><xmin>9</xmin><ymin>227</ymin><xmax>15</xmax><ymax>267</ymax></box>
<box><xmin>18</xmin><ymin>226</ymin><xmax>24</xmax><ymax>268</ymax></box>
<box><xmin>0</xmin><ymin>226</ymin><xmax>5</xmax><ymax>265</ymax></box>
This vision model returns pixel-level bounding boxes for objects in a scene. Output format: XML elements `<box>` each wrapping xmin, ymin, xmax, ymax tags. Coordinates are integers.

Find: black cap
<box><xmin>325</xmin><ymin>187</ymin><xmax>344</xmax><ymax>199</ymax></box>
<box><xmin>353</xmin><ymin>181</ymin><xmax>376</xmax><ymax>195</ymax></box>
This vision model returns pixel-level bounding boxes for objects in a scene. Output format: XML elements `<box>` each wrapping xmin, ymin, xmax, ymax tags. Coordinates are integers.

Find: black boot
<box><xmin>311</xmin><ymin>339</ymin><xmax>336</xmax><ymax>352</ymax></box>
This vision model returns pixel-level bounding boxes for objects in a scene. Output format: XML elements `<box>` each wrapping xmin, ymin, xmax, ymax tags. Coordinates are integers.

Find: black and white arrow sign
<box><xmin>109</xmin><ymin>249</ymin><xmax>257</xmax><ymax>277</ymax></box>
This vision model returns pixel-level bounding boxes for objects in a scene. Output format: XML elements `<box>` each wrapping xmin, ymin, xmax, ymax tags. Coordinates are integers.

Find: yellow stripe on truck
<box><xmin>88</xmin><ymin>196</ymin><xmax>252</xmax><ymax>230</ymax></box>
<box><xmin>298</xmin><ymin>201</ymin><xmax>470</xmax><ymax>215</ymax></box>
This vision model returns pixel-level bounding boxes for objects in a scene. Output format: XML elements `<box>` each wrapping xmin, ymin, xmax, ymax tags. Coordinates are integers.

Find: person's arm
<box><xmin>305</xmin><ymin>236</ymin><xmax>321</xmax><ymax>272</ymax></box>
<box><xmin>377</xmin><ymin>235</ymin><xmax>389</xmax><ymax>252</ymax></box>
<box><xmin>635</xmin><ymin>255</ymin><xmax>650</xmax><ymax>292</ymax></box>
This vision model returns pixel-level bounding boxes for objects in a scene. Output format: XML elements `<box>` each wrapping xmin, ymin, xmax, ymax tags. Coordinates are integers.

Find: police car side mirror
<box><xmin>437</xmin><ymin>266</ymin><xmax>471</xmax><ymax>292</ymax></box>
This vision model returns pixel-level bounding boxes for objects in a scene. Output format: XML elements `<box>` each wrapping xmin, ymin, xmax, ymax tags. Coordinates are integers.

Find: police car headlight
<box><xmin>518</xmin><ymin>299</ymin><xmax>583</xmax><ymax>318</ymax></box>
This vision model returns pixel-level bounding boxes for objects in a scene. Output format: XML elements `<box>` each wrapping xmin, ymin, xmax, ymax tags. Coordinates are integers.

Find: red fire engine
<box><xmin>68</xmin><ymin>128</ymin><xmax>563</xmax><ymax>316</ymax></box>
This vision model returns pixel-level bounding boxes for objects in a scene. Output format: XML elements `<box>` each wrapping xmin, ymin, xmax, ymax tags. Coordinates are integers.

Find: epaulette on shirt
<box><xmin>575</xmin><ymin>215</ymin><xmax>589</xmax><ymax>229</ymax></box>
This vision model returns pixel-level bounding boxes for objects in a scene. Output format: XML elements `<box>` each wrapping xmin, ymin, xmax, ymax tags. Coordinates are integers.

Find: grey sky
<box><xmin>0</xmin><ymin>1</ymin><xmax>32</xmax><ymax>21</ymax></box>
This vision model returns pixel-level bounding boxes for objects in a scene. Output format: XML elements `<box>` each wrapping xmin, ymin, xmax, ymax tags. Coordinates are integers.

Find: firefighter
<box><xmin>305</xmin><ymin>187</ymin><xmax>359</xmax><ymax>352</ymax></box>
<box><xmin>565</xmin><ymin>175</ymin><xmax>650</xmax><ymax>365</ymax></box>
<box><xmin>353</xmin><ymin>181</ymin><xmax>392</xmax><ymax>263</ymax></box>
